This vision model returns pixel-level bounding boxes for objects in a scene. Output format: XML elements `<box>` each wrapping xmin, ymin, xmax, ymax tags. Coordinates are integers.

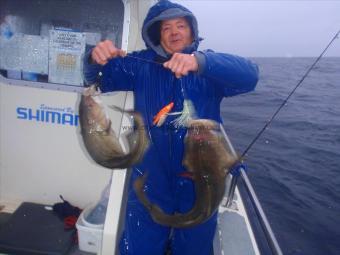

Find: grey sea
<box><xmin>220</xmin><ymin>57</ymin><xmax>340</xmax><ymax>255</ymax></box>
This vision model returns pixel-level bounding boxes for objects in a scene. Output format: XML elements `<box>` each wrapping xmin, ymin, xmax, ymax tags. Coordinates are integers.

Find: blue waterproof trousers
<box><xmin>119</xmin><ymin>170</ymin><xmax>217</xmax><ymax>255</ymax></box>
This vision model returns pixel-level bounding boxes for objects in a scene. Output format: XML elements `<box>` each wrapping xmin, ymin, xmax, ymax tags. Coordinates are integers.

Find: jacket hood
<box><xmin>142</xmin><ymin>0</ymin><xmax>200</xmax><ymax>58</ymax></box>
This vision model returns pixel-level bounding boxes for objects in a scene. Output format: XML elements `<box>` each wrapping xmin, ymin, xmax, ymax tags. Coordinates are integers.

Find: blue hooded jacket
<box><xmin>84</xmin><ymin>0</ymin><xmax>259</xmax><ymax>217</ymax></box>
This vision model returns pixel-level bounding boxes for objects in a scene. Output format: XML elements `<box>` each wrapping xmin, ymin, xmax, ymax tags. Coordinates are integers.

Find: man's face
<box><xmin>160</xmin><ymin>17</ymin><xmax>193</xmax><ymax>54</ymax></box>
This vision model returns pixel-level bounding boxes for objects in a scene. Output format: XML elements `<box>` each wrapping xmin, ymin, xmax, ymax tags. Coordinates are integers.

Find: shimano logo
<box><xmin>16</xmin><ymin>104</ymin><xmax>79</xmax><ymax>126</ymax></box>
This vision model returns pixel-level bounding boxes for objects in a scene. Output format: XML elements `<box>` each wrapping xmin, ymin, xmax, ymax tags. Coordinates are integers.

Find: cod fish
<box><xmin>134</xmin><ymin>119</ymin><xmax>238</xmax><ymax>228</ymax></box>
<box><xmin>79</xmin><ymin>85</ymin><xmax>149</xmax><ymax>169</ymax></box>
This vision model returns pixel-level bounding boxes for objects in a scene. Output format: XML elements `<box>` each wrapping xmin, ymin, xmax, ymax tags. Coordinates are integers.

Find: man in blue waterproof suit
<box><xmin>84</xmin><ymin>1</ymin><xmax>259</xmax><ymax>254</ymax></box>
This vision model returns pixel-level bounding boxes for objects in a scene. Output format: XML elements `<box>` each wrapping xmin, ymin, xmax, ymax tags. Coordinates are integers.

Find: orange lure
<box><xmin>153</xmin><ymin>102</ymin><xmax>174</xmax><ymax>126</ymax></box>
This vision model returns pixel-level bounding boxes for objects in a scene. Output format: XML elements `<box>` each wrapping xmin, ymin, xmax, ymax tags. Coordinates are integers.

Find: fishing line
<box><xmin>125</xmin><ymin>54</ymin><xmax>190</xmax><ymax>127</ymax></box>
<box><xmin>126</xmin><ymin>54</ymin><xmax>195</xmax><ymax>127</ymax></box>
<box><xmin>125</xmin><ymin>54</ymin><xmax>163</xmax><ymax>65</ymax></box>
<box><xmin>104</xmin><ymin>54</ymin><xmax>161</xmax><ymax>139</ymax></box>
<box><xmin>240</xmin><ymin>29</ymin><xmax>340</xmax><ymax>159</ymax></box>
<box><xmin>112</xmin><ymin>54</ymin><xmax>161</xmax><ymax>137</ymax></box>
<box><xmin>97</xmin><ymin>72</ymin><xmax>129</xmax><ymax>141</ymax></box>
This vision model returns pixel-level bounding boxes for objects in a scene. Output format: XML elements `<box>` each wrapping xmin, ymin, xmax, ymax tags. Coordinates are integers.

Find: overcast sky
<box><xmin>173</xmin><ymin>0</ymin><xmax>340</xmax><ymax>57</ymax></box>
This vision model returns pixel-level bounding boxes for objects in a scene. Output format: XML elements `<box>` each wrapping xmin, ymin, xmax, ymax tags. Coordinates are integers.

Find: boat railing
<box><xmin>220</xmin><ymin>124</ymin><xmax>283</xmax><ymax>255</ymax></box>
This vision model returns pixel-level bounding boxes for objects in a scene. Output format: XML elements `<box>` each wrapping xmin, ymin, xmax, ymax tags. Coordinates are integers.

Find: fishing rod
<box><xmin>124</xmin><ymin>28</ymin><xmax>340</xmax><ymax>159</ymax></box>
<box><xmin>240</xmin><ymin>28</ymin><xmax>340</xmax><ymax>159</ymax></box>
<box><xmin>223</xmin><ymin>30</ymin><xmax>339</xmax><ymax>255</ymax></box>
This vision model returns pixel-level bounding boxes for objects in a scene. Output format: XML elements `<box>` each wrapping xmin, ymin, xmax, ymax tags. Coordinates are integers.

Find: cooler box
<box><xmin>76</xmin><ymin>205</ymin><xmax>104</xmax><ymax>254</ymax></box>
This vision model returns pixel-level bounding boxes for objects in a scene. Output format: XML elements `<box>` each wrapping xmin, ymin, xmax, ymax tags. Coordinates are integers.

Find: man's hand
<box><xmin>91</xmin><ymin>40</ymin><xmax>126</xmax><ymax>65</ymax></box>
<box><xmin>163</xmin><ymin>53</ymin><xmax>198</xmax><ymax>78</ymax></box>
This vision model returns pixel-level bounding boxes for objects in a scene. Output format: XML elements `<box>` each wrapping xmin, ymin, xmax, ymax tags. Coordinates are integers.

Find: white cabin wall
<box><xmin>0</xmin><ymin>0</ymin><xmax>157</xmax><ymax>209</ymax></box>
<box><xmin>0</xmin><ymin>81</ymin><xmax>129</xmax><ymax>208</ymax></box>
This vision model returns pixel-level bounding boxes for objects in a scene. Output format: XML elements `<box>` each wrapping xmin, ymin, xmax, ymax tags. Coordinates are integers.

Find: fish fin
<box><xmin>178</xmin><ymin>171</ymin><xmax>194</xmax><ymax>179</ymax></box>
<box><xmin>105</xmin><ymin>119</ymin><xmax>113</xmax><ymax>132</ymax></box>
<box><xmin>108</xmin><ymin>105</ymin><xmax>135</xmax><ymax>127</ymax></box>
<box><xmin>108</xmin><ymin>105</ymin><xmax>124</xmax><ymax>113</ymax></box>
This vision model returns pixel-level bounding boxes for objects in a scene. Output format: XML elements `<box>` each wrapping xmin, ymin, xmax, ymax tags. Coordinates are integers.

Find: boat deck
<box><xmin>0</xmin><ymin>185</ymin><xmax>259</xmax><ymax>255</ymax></box>
<box><xmin>214</xmin><ymin>189</ymin><xmax>259</xmax><ymax>255</ymax></box>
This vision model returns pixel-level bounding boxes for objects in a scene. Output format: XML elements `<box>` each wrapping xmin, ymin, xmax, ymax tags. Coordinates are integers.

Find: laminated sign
<box><xmin>49</xmin><ymin>30</ymin><xmax>85</xmax><ymax>86</ymax></box>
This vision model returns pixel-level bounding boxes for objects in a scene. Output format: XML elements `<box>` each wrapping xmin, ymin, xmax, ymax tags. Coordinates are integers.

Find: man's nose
<box><xmin>170</xmin><ymin>26</ymin><xmax>179</xmax><ymax>35</ymax></box>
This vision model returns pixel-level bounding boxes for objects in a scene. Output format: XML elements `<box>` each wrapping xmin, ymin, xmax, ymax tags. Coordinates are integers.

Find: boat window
<box><xmin>0</xmin><ymin>0</ymin><xmax>128</xmax><ymax>254</ymax></box>
<box><xmin>0</xmin><ymin>0</ymin><xmax>124</xmax><ymax>89</ymax></box>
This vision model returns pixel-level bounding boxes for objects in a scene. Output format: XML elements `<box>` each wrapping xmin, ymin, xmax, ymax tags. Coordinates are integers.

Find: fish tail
<box><xmin>133</xmin><ymin>173</ymin><xmax>193</xmax><ymax>227</ymax></box>
<box><xmin>134</xmin><ymin>175</ymin><xmax>213</xmax><ymax>228</ymax></box>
